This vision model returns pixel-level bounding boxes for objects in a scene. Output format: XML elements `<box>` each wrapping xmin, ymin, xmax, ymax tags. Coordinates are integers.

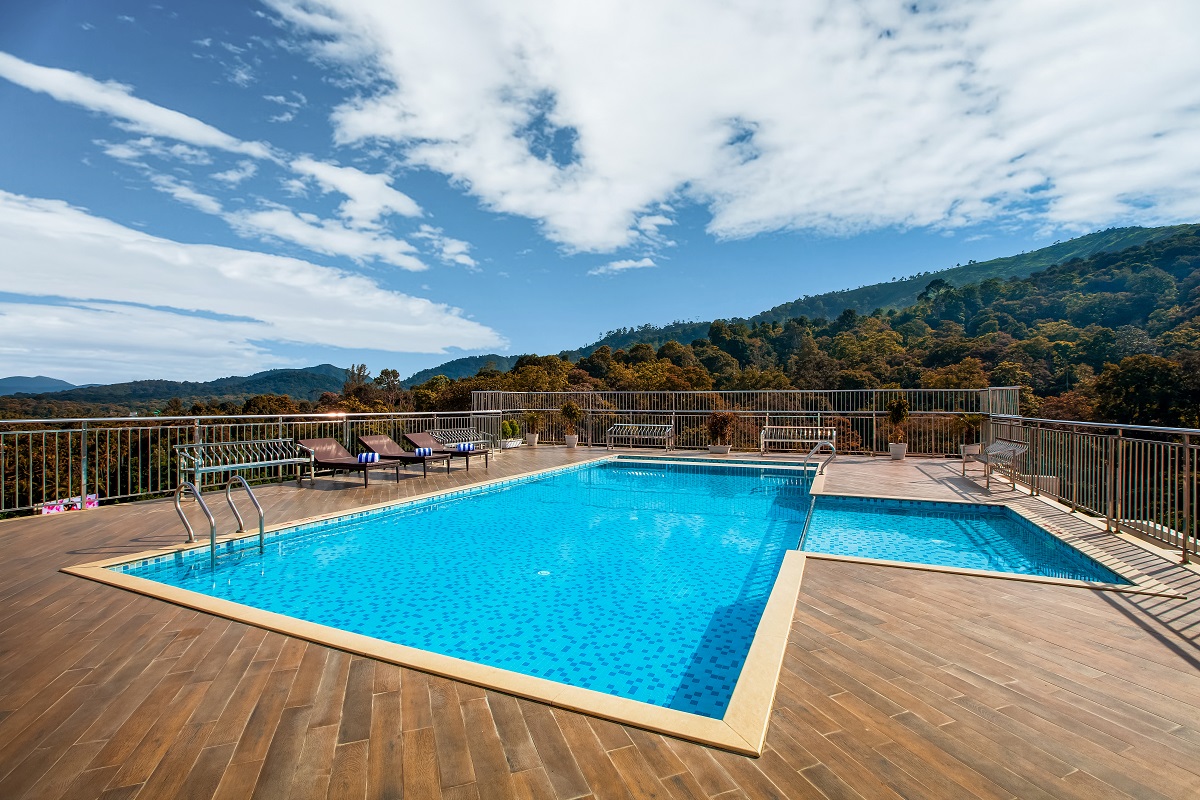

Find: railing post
<box><xmin>79</xmin><ymin>420</ymin><xmax>88</xmax><ymax>510</ymax></box>
<box><xmin>1113</xmin><ymin>430</ymin><xmax>1124</xmax><ymax>534</ymax></box>
<box><xmin>192</xmin><ymin>418</ymin><xmax>202</xmax><ymax>493</ymax></box>
<box><xmin>1183</xmin><ymin>434</ymin><xmax>1192</xmax><ymax>564</ymax></box>
<box><xmin>1029</xmin><ymin>421</ymin><xmax>1038</xmax><ymax>496</ymax></box>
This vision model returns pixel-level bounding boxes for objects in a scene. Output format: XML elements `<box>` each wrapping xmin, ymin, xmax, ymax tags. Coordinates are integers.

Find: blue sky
<box><xmin>1</xmin><ymin>1</ymin><xmax>1198</xmax><ymax>384</ymax></box>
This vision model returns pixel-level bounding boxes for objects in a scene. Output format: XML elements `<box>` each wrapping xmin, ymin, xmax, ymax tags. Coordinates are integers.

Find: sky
<box><xmin>1</xmin><ymin>1</ymin><xmax>1199</xmax><ymax>385</ymax></box>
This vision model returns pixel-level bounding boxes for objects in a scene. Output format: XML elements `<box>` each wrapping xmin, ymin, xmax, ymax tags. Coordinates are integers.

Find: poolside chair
<box><xmin>404</xmin><ymin>431</ymin><xmax>490</xmax><ymax>471</ymax></box>
<box><xmin>298</xmin><ymin>438</ymin><xmax>403</xmax><ymax>487</ymax></box>
<box><xmin>357</xmin><ymin>435</ymin><xmax>452</xmax><ymax>476</ymax></box>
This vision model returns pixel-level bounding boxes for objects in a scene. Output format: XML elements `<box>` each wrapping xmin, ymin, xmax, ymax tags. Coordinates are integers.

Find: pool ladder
<box><xmin>174</xmin><ymin>476</ymin><xmax>265</xmax><ymax>570</ymax></box>
<box><xmin>803</xmin><ymin>440</ymin><xmax>836</xmax><ymax>475</ymax></box>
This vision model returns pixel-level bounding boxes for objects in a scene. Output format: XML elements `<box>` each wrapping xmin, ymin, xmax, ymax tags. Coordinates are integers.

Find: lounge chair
<box><xmin>404</xmin><ymin>431</ymin><xmax>490</xmax><ymax>470</ymax></box>
<box><xmin>298</xmin><ymin>438</ymin><xmax>404</xmax><ymax>486</ymax></box>
<box><xmin>357</xmin><ymin>435</ymin><xmax>452</xmax><ymax>476</ymax></box>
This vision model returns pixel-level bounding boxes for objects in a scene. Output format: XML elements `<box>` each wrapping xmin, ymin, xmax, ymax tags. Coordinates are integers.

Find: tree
<box><xmin>342</xmin><ymin>363</ymin><xmax>371</xmax><ymax>394</ymax></box>
<box><xmin>922</xmin><ymin>358</ymin><xmax>988</xmax><ymax>390</ymax></box>
<box><xmin>242</xmin><ymin>394</ymin><xmax>299</xmax><ymax>415</ymax></box>
<box><xmin>1094</xmin><ymin>355</ymin><xmax>1188</xmax><ymax>426</ymax></box>
<box><xmin>373</xmin><ymin>369</ymin><xmax>405</xmax><ymax>408</ymax></box>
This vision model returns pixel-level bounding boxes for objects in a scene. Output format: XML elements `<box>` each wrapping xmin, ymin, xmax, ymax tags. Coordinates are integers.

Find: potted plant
<box><xmin>886</xmin><ymin>396</ymin><xmax>909</xmax><ymax>459</ymax></box>
<box><xmin>706</xmin><ymin>411</ymin><xmax>737</xmax><ymax>454</ymax></box>
<box><xmin>560</xmin><ymin>401</ymin><xmax>583</xmax><ymax>448</ymax></box>
<box><xmin>522</xmin><ymin>411</ymin><xmax>543</xmax><ymax>446</ymax></box>
<box><xmin>500</xmin><ymin>419</ymin><xmax>524</xmax><ymax>449</ymax></box>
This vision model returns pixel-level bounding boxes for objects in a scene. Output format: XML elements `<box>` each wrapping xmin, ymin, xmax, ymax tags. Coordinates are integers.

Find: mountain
<box><xmin>749</xmin><ymin>224</ymin><xmax>1200</xmax><ymax>326</ymax></box>
<box><xmin>554</xmin><ymin>224</ymin><xmax>1200</xmax><ymax>360</ymax></box>
<box><xmin>24</xmin><ymin>364</ymin><xmax>346</xmax><ymax>405</ymax></box>
<box><xmin>402</xmin><ymin>354</ymin><xmax>519</xmax><ymax>387</ymax></box>
<box><xmin>0</xmin><ymin>376</ymin><xmax>77</xmax><ymax>396</ymax></box>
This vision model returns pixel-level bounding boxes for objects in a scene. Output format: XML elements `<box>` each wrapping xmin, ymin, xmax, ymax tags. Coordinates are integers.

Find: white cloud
<box><xmin>265</xmin><ymin>91</ymin><xmax>308</xmax><ymax>122</ymax></box>
<box><xmin>414</xmin><ymin>224</ymin><xmax>476</xmax><ymax>268</ymax></box>
<box><xmin>98</xmin><ymin>136</ymin><xmax>212</xmax><ymax>165</ymax></box>
<box><xmin>0</xmin><ymin>190</ymin><xmax>504</xmax><ymax>382</ymax></box>
<box><xmin>228</xmin><ymin>206</ymin><xmax>428</xmax><ymax>270</ymax></box>
<box><xmin>212</xmin><ymin>160</ymin><xmax>258</xmax><ymax>185</ymax></box>
<box><xmin>0</xmin><ymin>51</ymin><xmax>273</xmax><ymax>160</ymax></box>
<box><xmin>588</xmin><ymin>257</ymin><xmax>655</xmax><ymax>276</ymax></box>
<box><xmin>4</xmin><ymin>51</ymin><xmax>473</xmax><ymax>274</ymax></box>
<box><xmin>149</xmin><ymin>174</ymin><xmax>224</xmax><ymax>215</ymax></box>
<box><xmin>141</xmin><ymin>173</ymin><xmax>429</xmax><ymax>270</ymax></box>
<box><xmin>266</xmin><ymin>0</ymin><xmax>1200</xmax><ymax>249</ymax></box>
<box><xmin>290</xmin><ymin>156</ymin><xmax>422</xmax><ymax>226</ymax></box>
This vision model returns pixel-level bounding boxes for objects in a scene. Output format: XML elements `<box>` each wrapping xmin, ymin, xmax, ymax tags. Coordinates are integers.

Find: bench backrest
<box><xmin>607</xmin><ymin>424</ymin><xmax>674</xmax><ymax>436</ymax></box>
<box><xmin>984</xmin><ymin>439</ymin><xmax>1028</xmax><ymax>461</ymax></box>
<box><xmin>175</xmin><ymin>438</ymin><xmax>308</xmax><ymax>467</ymax></box>
<box><xmin>428</xmin><ymin>428</ymin><xmax>487</xmax><ymax>445</ymax></box>
<box><xmin>761</xmin><ymin>426</ymin><xmax>837</xmax><ymax>441</ymax></box>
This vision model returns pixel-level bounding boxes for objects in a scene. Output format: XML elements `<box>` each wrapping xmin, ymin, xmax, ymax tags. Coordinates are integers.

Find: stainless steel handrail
<box><xmin>802</xmin><ymin>440</ymin><xmax>836</xmax><ymax>474</ymax></box>
<box><xmin>174</xmin><ymin>482</ymin><xmax>217</xmax><ymax>569</ymax></box>
<box><xmin>798</xmin><ymin>494</ymin><xmax>818</xmax><ymax>551</ymax></box>
<box><xmin>225</xmin><ymin>476</ymin><xmax>265</xmax><ymax>553</ymax></box>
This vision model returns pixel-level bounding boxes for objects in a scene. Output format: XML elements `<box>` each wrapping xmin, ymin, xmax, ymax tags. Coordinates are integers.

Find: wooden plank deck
<box><xmin>1</xmin><ymin>449</ymin><xmax>1199</xmax><ymax>799</ymax></box>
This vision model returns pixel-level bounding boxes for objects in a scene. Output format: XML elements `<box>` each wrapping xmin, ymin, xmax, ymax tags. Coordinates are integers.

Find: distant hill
<box><xmin>402</xmin><ymin>354</ymin><xmax>519</xmax><ymax>387</ymax></box>
<box><xmin>750</xmin><ymin>224</ymin><xmax>1200</xmax><ymax>326</ymax></box>
<box><xmin>0</xmin><ymin>376</ymin><xmax>77</xmax><ymax>396</ymax></box>
<box><xmin>24</xmin><ymin>364</ymin><xmax>346</xmax><ymax>405</ymax></box>
<box><xmin>555</xmin><ymin>224</ymin><xmax>1200</xmax><ymax>359</ymax></box>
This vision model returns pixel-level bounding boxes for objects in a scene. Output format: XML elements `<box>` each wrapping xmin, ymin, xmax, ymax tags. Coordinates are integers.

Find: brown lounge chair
<box><xmin>357</xmin><ymin>435</ymin><xmax>452</xmax><ymax>476</ymax></box>
<box><xmin>298</xmin><ymin>438</ymin><xmax>405</xmax><ymax>486</ymax></box>
<box><xmin>404</xmin><ymin>431</ymin><xmax>490</xmax><ymax>470</ymax></box>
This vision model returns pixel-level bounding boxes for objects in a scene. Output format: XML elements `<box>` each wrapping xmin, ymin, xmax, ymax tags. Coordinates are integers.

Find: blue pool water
<box><xmin>802</xmin><ymin>496</ymin><xmax>1130</xmax><ymax>584</ymax></box>
<box><xmin>116</xmin><ymin>461</ymin><xmax>811</xmax><ymax>717</ymax></box>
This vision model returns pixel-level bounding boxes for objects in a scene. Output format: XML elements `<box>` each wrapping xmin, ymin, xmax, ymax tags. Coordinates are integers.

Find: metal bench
<box><xmin>175</xmin><ymin>439</ymin><xmax>313</xmax><ymax>491</ymax></box>
<box><xmin>760</xmin><ymin>426</ymin><xmax>837</xmax><ymax>455</ymax></box>
<box><xmin>427</xmin><ymin>427</ymin><xmax>497</xmax><ymax>451</ymax></box>
<box><xmin>964</xmin><ymin>438</ymin><xmax>1028</xmax><ymax>489</ymax></box>
<box><xmin>606</xmin><ymin>423</ymin><xmax>675</xmax><ymax>451</ymax></box>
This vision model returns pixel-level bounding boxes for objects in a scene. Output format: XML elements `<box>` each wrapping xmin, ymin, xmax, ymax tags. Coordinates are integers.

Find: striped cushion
<box><xmin>414</xmin><ymin>447</ymin><xmax>433</xmax><ymax>457</ymax></box>
<box><xmin>357</xmin><ymin>452</ymin><xmax>379</xmax><ymax>463</ymax></box>
<box><xmin>455</xmin><ymin>442</ymin><xmax>475</xmax><ymax>452</ymax></box>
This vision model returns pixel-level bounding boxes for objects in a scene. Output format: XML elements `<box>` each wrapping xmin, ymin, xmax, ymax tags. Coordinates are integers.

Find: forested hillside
<box><xmin>397</xmin><ymin>230</ymin><xmax>1200</xmax><ymax>427</ymax></box>
<box><xmin>0</xmin><ymin>365</ymin><xmax>345</xmax><ymax>418</ymax></box>
<box><xmin>561</xmin><ymin>224</ymin><xmax>1200</xmax><ymax>359</ymax></box>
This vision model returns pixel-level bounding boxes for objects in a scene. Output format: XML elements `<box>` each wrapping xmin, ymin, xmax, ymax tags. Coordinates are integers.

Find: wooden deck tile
<box><xmin>0</xmin><ymin>449</ymin><xmax>1197</xmax><ymax>798</ymax></box>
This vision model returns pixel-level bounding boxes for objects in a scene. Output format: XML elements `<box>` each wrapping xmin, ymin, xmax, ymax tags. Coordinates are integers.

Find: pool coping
<box><xmin>807</xmin><ymin>472</ymin><xmax>1184</xmax><ymax>598</ymax></box>
<box><xmin>61</xmin><ymin>452</ymin><xmax>808</xmax><ymax>757</ymax></box>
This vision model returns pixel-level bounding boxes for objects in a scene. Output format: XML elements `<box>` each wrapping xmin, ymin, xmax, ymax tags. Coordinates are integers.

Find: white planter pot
<box><xmin>889</xmin><ymin>442</ymin><xmax>908</xmax><ymax>460</ymax></box>
<box><xmin>526</xmin><ymin>433</ymin><xmax>539</xmax><ymax>446</ymax></box>
<box><xmin>708</xmin><ymin>444</ymin><xmax>732</xmax><ymax>454</ymax></box>
<box><xmin>564</xmin><ymin>434</ymin><xmax>579</xmax><ymax>448</ymax></box>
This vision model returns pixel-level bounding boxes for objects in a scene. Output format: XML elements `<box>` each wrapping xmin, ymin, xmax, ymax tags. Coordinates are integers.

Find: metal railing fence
<box><xmin>474</xmin><ymin>387</ymin><xmax>1020</xmax><ymax>416</ymax></box>
<box><xmin>988</xmin><ymin>417</ymin><xmax>1198</xmax><ymax>560</ymax></box>
<box><xmin>506</xmin><ymin>409</ymin><xmax>980</xmax><ymax>456</ymax></box>
<box><xmin>0</xmin><ymin>411</ymin><xmax>497</xmax><ymax>514</ymax></box>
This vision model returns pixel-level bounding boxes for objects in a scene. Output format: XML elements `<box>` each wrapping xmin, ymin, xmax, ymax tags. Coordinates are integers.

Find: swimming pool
<box><xmin>110</xmin><ymin>460</ymin><xmax>811</xmax><ymax>722</ymax></box>
<box><xmin>801</xmin><ymin>495</ymin><xmax>1130</xmax><ymax>584</ymax></box>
